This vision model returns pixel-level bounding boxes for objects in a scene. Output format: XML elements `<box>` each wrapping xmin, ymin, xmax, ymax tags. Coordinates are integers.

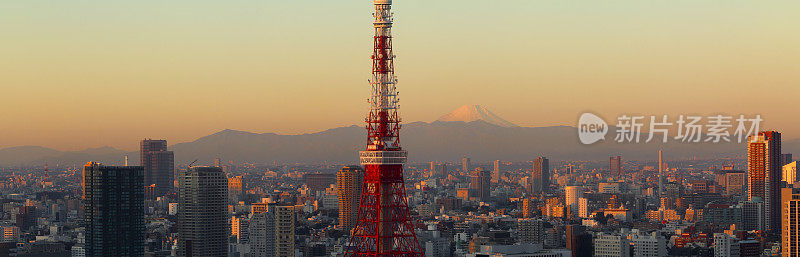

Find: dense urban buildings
<box><xmin>140</xmin><ymin>139</ymin><xmax>175</xmax><ymax>195</ymax></box>
<box><xmin>178</xmin><ymin>166</ymin><xmax>228</xmax><ymax>257</ymax></box>
<box><xmin>82</xmin><ymin>162</ymin><xmax>145</xmax><ymax>257</ymax></box>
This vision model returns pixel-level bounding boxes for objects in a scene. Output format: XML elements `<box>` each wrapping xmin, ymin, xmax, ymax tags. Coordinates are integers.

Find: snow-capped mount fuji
<box><xmin>436</xmin><ymin>105</ymin><xmax>518</xmax><ymax>127</ymax></box>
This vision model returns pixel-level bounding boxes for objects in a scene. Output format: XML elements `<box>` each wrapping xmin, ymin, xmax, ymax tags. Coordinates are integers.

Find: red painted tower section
<box><xmin>345</xmin><ymin>0</ymin><xmax>424</xmax><ymax>257</ymax></box>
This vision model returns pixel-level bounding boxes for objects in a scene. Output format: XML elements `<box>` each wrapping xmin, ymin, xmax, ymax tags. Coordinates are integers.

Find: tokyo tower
<box><xmin>344</xmin><ymin>0</ymin><xmax>424</xmax><ymax>257</ymax></box>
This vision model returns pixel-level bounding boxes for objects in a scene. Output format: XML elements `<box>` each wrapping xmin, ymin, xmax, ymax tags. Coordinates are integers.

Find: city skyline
<box><xmin>3</xmin><ymin>1</ymin><xmax>800</xmax><ymax>150</ymax></box>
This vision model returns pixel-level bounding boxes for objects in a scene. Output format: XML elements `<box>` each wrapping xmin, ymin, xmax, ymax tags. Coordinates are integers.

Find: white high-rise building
<box><xmin>565</xmin><ymin>186</ymin><xmax>582</xmax><ymax>216</ymax></box>
<box><xmin>594</xmin><ymin>232</ymin><xmax>630</xmax><ymax>257</ymax></box>
<box><xmin>578</xmin><ymin>198</ymin><xmax>589</xmax><ymax>218</ymax></box>
<box><xmin>713</xmin><ymin>233</ymin><xmax>740</xmax><ymax>257</ymax></box>
<box><xmin>249</xmin><ymin>211</ymin><xmax>276</xmax><ymax>257</ymax></box>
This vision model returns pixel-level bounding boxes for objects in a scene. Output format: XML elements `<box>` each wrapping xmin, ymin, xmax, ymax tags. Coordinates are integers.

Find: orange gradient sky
<box><xmin>1</xmin><ymin>0</ymin><xmax>799</xmax><ymax>151</ymax></box>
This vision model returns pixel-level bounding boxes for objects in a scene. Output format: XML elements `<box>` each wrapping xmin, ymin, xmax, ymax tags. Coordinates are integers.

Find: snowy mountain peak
<box><xmin>436</xmin><ymin>105</ymin><xmax>518</xmax><ymax>127</ymax></box>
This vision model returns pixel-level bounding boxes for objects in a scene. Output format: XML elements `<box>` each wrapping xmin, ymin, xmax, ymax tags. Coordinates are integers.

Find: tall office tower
<box><xmin>14</xmin><ymin>206</ymin><xmax>37</xmax><ymax>232</ymax></box>
<box><xmin>784</xmin><ymin>162</ymin><xmax>798</xmax><ymax>185</ymax></box>
<box><xmin>274</xmin><ymin>205</ymin><xmax>295</xmax><ymax>257</ymax></box>
<box><xmin>658</xmin><ymin>150</ymin><xmax>664</xmax><ymax>197</ymax></box>
<box><xmin>140</xmin><ymin>139</ymin><xmax>175</xmax><ymax>195</ymax></box>
<box><xmin>518</xmin><ymin>219</ymin><xmax>545</xmax><ymax>244</ymax></box>
<box><xmin>748</xmin><ymin>131</ymin><xmax>782</xmax><ymax>234</ymax></box>
<box><xmin>430</xmin><ymin>162</ymin><xmax>437</xmax><ymax>177</ymax></box>
<box><xmin>178</xmin><ymin>166</ymin><xmax>228</xmax><ymax>257</ymax></box>
<box><xmin>782</xmin><ymin>187</ymin><xmax>800</xmax><ymax>257</ymax></box>
<box><xmin>345</xmin><ymin>0</ymin><xmax>423</xmax><ymax>256</ymax></box>
<box><xmin>249</xmin><ymin>209</ymin><xmax>276</xmax><ymax>257</ymax></box>
<box><xmin>530</xmin><ymin>156</ymin><xmax>550</xmax><ymax>194</ymax></box>
<box><xmin>438</xmin><ymin>163</ymin><xmax>449</xmax><ymax>178</ymax></box>
<box><xmin>468</xmin><ymin>168</ymin><xmax>491</xmax><ymax>202</ymax></box>
<box><xmin>566</xmin><ymin>225</ymin><xmax>592</xmax><ymax>257</ymax></box>
<box><xmin>82</xmin><ymin>162</ymin><xmax>145</xmax><ymax>257</ymax></box>
<box><xmin>462</xmin><ymin>157</ymin><xmax>471</xmax><ymax>173</ymax></box>
<box><xmin>228</xmin><ymin>176</ymin><xmax>243</xmax><ymax>202</ymax></box>
<box><xmin>610</xmin><ymin>156</ymin><xmax>622</xmax><ymax>177</ymax></box>
<box><xmin>565</xmin><ymin>186</ymin><xmax>582</xmax><ymax>217</ymax></box>
<box><xmin>492</xmin><ymin>160</ymin><xmax>501</xmax><ymax>183</ymax></box>
<box><xmin>337</xmin><ymin>166</ymin><xmax>364</xmax><ymax>233</ymax></box>
<box><xmin>782</xmin><ymin>154</ymin><xmax>794</xmax><ymax>167</ymax></box>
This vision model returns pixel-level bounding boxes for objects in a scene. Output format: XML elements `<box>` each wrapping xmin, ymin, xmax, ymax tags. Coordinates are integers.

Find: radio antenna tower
<box><xmin>344</xmin><ymin>0</ymin><xmax>423</xmax><ymax>256</ymax></box>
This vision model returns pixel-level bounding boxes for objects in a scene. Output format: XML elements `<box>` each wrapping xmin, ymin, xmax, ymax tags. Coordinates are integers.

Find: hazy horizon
<box><xmin>3</xmin><ymin>0</ymin><xmax>799</xmax><ymax>150</ymax></box>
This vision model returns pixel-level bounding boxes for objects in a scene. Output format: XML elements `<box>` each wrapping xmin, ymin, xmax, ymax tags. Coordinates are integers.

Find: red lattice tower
<box><xmin>345</xmin><ymin>0</ymin><xmax>423</xmax><ymax>257</ymax></box>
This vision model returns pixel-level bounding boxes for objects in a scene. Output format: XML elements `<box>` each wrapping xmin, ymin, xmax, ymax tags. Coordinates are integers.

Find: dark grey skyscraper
<box><xmin>178</xmin><ymin>166</ymin><xmax>228</xmax><ymax>257</ymax></box>
<box><xmin>83</xmin><ymin>162</ymin><xmax>145</xmax><ymax>257</ymax></box>
<box><xmin>140</xmin><ymin>139</ymin><xmax>174</xmax><ymax>195</ymax></box>
<box><xmin>531</xmin><ymin>156</ymin><xmax>550</xmax><ymax>194</ymax></box>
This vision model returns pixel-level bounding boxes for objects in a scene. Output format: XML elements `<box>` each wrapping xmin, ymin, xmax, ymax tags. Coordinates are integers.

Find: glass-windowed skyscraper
<box><xmin>140</xmin><ymin>139</ymin><xmax>175</xmax><ymax>196</ymax></box>
<box><xmin>178</xmin><ymin>166</ymin><xmax>228</xmax><ymax>257</ymax></box>
<box><xmin>83</xmin><ymin>162</ymin><xmax>145</xmax><ymax>257</ymax></box>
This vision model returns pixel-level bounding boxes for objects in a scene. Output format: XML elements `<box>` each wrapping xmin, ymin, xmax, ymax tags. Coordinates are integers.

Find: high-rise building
<box><xmin>231</xmin><ymin>215</ymin><xmax>249</xmax><ymax>244</ymax></box>
<box><xmin>249</xmin><ymin>208</ymin><xmax>276</xmax><ymax>257</ymax></box>
<box><xmin>274</xmin><ymin>205</ymin><xmax>295</xmax><ymax>257</ymax></box>
<box><xmin>439</xmin><ymin>163</ymin><xmax>449</xmax><ymax>178</ymax></box>
<box><xmin>518</xmin><ymin>219</ymin><xmax>544</xmax><ymax>244</ymax></box>
<box><xmin>727</xmin><ymin>171</ymin><xmax>747</xmax><ymax>195</ymax></box>
<box><xmin>713</xmin><ymin>233</ymin><xmax>740</xmax><ymax>257</ymax></box>
<box><xmin>782</xmin><ymin>153</ymin><xmax>794</xmax><ymax>167</ymax></box>
<box><xmin>565</xmin><ymin>186</ymin><xmax>582</xmax><ymax>217</ymax></box>
<box><xmin>747</xmin><ymin>131</ymin><xmax>782</xmax><ymax>234</ymax></box>
<box><xmin>565</xmin><ymin>225</ymin><xmax>592</xmax><ymax>257</ymax></box>
<box><xmin>625</xmin><ymin>228</ymin><xmax>667</xmax><ymax>257</ymax></box>
<box><xmin>492</xmin><ymin>160</ymin><xmax>501</xmax><ymax>183</ymax></box>
<box><xmin>462</xmin><ymin>157</ymin><xmax>471</xmax><ymax>173</ymax></box>
<box><xmin>578</xmin><ymin>197</ymin><xmax>589</xmax><ymax>218</ymax></box>
<box><xmin>303</xmin><ymin>173</ymin><xmax>337</xmax><ymax>192</ymax></box>
<box><xmin>784</xmin><ymin>161</ymin><xmax>798</xmax><ymax>185</ymax></box>
<box><xmin>178</xmin><ymin>166</ymin><xmax>228</xmax><ymax>257</ymax></box>
<box><xmin>782</xmin><ymin>187</ymin><xmax>800</xmax><ymax>257</ymax></box>
<box><xmin>610</xmin><ymin>156</ymin><xmax>622</xmax><ymax>177</ymax></box>
<box><xmin>83</xmin><ymin>162</ymin><xmax>145</xmax><ymax>257</ymax></box>
<box><xmin>530</xmin><ymin>157</ymin><xmax>550</xmax><ymax>193</ymax></box>
<box><xmin>228</xmin><ymin>176</ymin><xmax>243</xmax><ymax>202</ymax></box>
<box><xmin>337</xmin><ymin>166</ymin><xmax>364</xmax><ymax>233</ymax></box>
<box><xmin>14</xmin><ymin>206</ymin><xmax>36</xmax><ymax>232</ymax></box>
<box><xmin>140</xmin><ymin>139</ymin><xmax>175</xmax><ymax>195</ymax></box>
<box><xmin>469</xmin><ymin>168</ymin><xmax>491</xmax><ymax>202</ymax></box>
<box><xmin>658</xmin><ymin>150</ymin><xmax>664</xmax><ymax>197</ymax></box>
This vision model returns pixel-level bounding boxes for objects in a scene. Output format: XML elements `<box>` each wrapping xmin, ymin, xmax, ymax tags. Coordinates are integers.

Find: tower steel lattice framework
<box><xmin>344</xmin><ymin>0</ymin><xmax>423</xmax><ymax>257</ymax></box>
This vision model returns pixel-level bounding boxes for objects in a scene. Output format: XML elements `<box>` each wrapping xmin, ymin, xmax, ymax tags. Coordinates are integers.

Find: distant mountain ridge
<box><xmin>3</xmin><ymin>120</ymin><xmax>800</xmax><ymax>166</ymax></box>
